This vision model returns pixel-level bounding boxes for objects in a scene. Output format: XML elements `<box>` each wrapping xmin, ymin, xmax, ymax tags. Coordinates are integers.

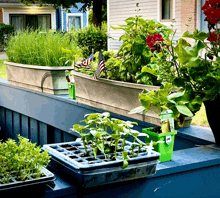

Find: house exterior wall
<box><xmin>108</xmin><ymin>0</ymin><xmax>182</xmax><ymax>51</ymax></box>
<box><xmin>61</xmin><ymin>4</ymin><xmax>88</xmax><ymax>31</ymax></box>
<box><xmin>1</xmin><ymin>5</ymin><xmax>56</xmax><ymax>30</ymax></box>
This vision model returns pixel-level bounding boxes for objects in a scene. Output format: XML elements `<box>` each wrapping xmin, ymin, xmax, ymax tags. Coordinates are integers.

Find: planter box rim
<box><xmin>71</xmin><ymin>70</ymin><xmax>160</xmax><ymax>90</ymax></box>
<box><xmin>4</xmin><ymin>61</ymin><xmax>74</xmax><ymax>71</ymax></box>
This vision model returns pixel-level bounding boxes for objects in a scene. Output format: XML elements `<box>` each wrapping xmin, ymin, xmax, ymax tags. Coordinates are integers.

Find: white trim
<box><xmin>2</xmin><ymin>6</ymin><xmax>56</xmax><ymax>30</ymax></box>
<box><xmin>197</xmin><ymin>0</ymin><xmax>201</xmax><ymax>30</ymax></box>
<box><xmin>157</xmin><ymin>0</ymin><xmax>175</xmax><ymax>23</ymax></box>
<box><xmin>107</xmin><ymin>0</ymin><xmax>110</xmax><ymax>51</ymax></box>
<box><xmin>66</xmin><ymin>12</ymin><xmax>83</xmax><ymax>31</ymax></box>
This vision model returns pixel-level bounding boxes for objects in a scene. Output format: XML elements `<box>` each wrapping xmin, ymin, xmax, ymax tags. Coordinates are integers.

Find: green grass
<box><xmin>0</xmin><ymin>59</ymin><xmax>7</xmax><ymax>79</ymax></box>
<box><xmin>191</xmin><ymin>103</ymin><xmax>209</xmax><ymax>127</ymax></box>
<box><xmin>6</xmin><ymin>30</ymin><xmax>81</xmax><ymax>67</ymax></box>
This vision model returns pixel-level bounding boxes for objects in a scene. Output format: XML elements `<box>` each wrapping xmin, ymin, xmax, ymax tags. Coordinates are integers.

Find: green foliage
<box><xmin>0</xmin><ymin>23</ymin><xmax>14</xmax><ymax>46</ymax></box>
<box><xmin>110</xmin><ymin>15</ymin><xmax>173</xmax><ymax>84</ymax></box>
<box><xmin>0</xmin><ymin>135</ymin><xmax>50</xmax><ymax>183</ymax></box>
<box><xmin>71</xmin><ymin>23</ymin><xmax>107</xmax><ymax>58</ymax></box>
<box><xmin>0</xmin><ymin>59</ymin><xmax>7</xmax><ymax>79</ymax></box>
<box><xmin>129</xmin><ymin>82</ymin><xmax>195</xmax><ymax>120</ymax></box>
<box><xmin>6</xmin><ymin>29</ymin><xmax>79</xmax><ymax>66</ymax></box>
<box><xmin>71</xmin><ymin>112</ymin><xmax>153</xmax><ymax>169</ymax></box>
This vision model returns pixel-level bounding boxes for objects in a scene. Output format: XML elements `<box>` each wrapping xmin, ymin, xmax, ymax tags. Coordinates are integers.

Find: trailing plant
<box><xmin>0</xmin><ymin>135</ymin><xmax>50</xmax><ymax>184</ymax></box>
<box><xmin>6</xmin><ymin>29</ymin><xmax>78</xmax><ymax>66</ymax></box>
<box><xmin>71</xmin><ymin>112</ymin><xmax>159</xmax><ymax>169</ymax></box>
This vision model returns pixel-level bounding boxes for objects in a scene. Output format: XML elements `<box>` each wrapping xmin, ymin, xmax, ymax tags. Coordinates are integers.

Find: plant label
<box><xmin>160</xmin><ymin>109</ymin><xmax>175</xmax><ymax>132</ymax></box>
<box><xmin>166</xmin><ymin>135</ymin><xmax>172</xmax><ymax>145</ymax></box>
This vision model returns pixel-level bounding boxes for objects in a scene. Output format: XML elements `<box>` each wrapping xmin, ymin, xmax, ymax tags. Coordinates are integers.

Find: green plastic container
<box><xmin>68</xmin><ymin>83</ymin><xmax>75</xmax><ymax>99</ymax></box>
<box><xmin>143</xmin><ymin>128</ymin><xmax>177</xmax><ymax>162</ymax></box>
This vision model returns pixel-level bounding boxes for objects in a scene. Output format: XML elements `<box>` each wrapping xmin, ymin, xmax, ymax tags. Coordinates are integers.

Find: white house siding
<box><xmin>2</xmin><ymin>5</ymin><xmax>56</xmax><ymax>30</ymax></box>
<box><xmin>108</xmin><ymin>0</ymin><xmax>182</xmax><ymax>51</ymax></box>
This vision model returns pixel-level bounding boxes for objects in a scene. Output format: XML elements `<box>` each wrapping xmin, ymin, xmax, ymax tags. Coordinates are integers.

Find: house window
<box><xmin>67</xmin><ymin>13</ymin><xmax>83</xmax><ymax>31</ymax></box>
<box><xmin>161</xmin><ymin>0</ymin><xmax>173</xmax><ymax>21</ymax></box>
<box><xmin>9</xmin><ymin>14</ymin><xmax>51</xmax><ymax>31</ymax></box>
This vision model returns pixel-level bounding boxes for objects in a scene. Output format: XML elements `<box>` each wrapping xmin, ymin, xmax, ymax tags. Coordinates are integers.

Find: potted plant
<box><xmin>71</xmin><ymin>13</ymin><xmax>173</xmax><ymax>125</ymax></box>
<box><xmin>43</xmin><ymin>112</ymin><xmax>161</xmax><ymax>188</ymax></box>
<box><xmin>144</xmin><ymin>0</ymin><xmax>220</xmax><ymax>145</ymax></box>
<box><xmin>0</xmin><ymin>135</ymin><xmax>54</xmax><ymax>195</ymax></box>
<box><xmin>5</xmin><ymin>30</ymin><xmax>81</xmax><ymax>95</ymax></box>
<box><xmin>129</xmin><ymin>82</ymin><xmax>194</xmax><ymax>161</ymax></box>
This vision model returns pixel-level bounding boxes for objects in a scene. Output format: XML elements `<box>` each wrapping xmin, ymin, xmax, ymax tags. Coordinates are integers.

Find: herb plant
<box><xmin>0</xmin><ymin>135</ymin><xmax>50</xmax><ymax>184</ymax></box>
<box><xmin>71</xmin><ymin>112</ymin><xmax>158</xmax><ymax>169</ymax></box>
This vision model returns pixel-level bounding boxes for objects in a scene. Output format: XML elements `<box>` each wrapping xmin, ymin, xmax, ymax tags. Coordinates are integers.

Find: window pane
<box><xmin>162</xmin><ymin>0</ymin><xmax>171</xmax><ymax>20</ymax></box>
<box><xmin>38</xmin><ymin>15</ymin><xmax>51</xmax><ymax>30</ymax></box>
<box><xmin>68</xmin><ymin>16</ymin><xmax>81</xmax><ymax>30</ymax></box>
<box><xmin>11</xmin><ymin>15</ymin><xmax>24</xmax><ymax>31</ymax></box>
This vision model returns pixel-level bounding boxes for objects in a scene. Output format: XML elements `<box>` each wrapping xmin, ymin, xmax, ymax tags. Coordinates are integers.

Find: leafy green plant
<box><xmin>0</xmin><ymin>135</ymin><xmax>50</xmax><ymax>184</ymax></box>
<box><xmin>111</xmin><ymin>11</ymin><xmax>173</xmax><ymax>84</ymax></box>
<box><xmin>71</xmin><ymin>112</ymin><xmax>157</xmax><ymax>169</ymax></box>
<box><xmin>0</xmin><ymin>23</ymin><xmax>14</xmax><ymax>47</ymax></box>
<box><xmin>70</xmin><ymin>23</ymin><xmax>108</xmax><ymax>58</ymax></box>
<box><xmin>129</xmin><ymin>82</ymin><xmax>196</xmax><ymax>130</ymax></box>
<box><xmin>6</xmin><ymin>29</ymin><xmax>78</xmax><ymax>66</ymax></box>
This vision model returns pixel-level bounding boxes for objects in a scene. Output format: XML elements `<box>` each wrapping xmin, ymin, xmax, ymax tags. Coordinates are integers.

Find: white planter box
<box><xmin>5</xmin><ymin>61</ymin><xmax>74</xmax><ymax>95</ymax></box>
<box><xmin>71</xmin><ymin>71</ymin><xmax>162</xmax><ymax>125</ymax></box>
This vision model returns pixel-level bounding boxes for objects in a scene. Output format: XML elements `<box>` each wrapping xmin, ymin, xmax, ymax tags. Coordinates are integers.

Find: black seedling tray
<box><xmin>43</xmin><ymin>140</ymin><xmax>160</xmax><ymax>188</ymax></box>
<box><xmin>0</xmin><ymin>168</ymin><xmax>55</xmax><ymax>191</ymax></box>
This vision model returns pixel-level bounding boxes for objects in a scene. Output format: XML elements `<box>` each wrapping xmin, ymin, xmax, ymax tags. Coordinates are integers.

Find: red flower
<box><xmin>146</xmin><ymin>33</ymin><xmax>164</xmax><ymax>52</ymax></box>
<box><xmin>201</xmin><ymin>0</ymin><xmax>220</xmax><ymax>24</ymax></box>
<box><xmin>207</xmin><ymin>32</ymin><xmax>220</xmax><ymax>44</ymax></box>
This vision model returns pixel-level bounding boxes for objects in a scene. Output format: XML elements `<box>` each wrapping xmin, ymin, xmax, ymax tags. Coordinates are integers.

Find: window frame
<box><xmin>66</xmin><ymin>13</ymin><xmax>83</xmax><ymax>31</ymax></box>
<box><xmin>159</xmin><ymin>0</ymin><xmax>174</xmax><ymax>22</ymax></box>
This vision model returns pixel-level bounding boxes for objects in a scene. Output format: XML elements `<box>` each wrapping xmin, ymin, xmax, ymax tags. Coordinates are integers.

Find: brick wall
<box><xmin>0</xmin><ymin>9</ymin><xmax>3</xmax><ymax>23</ymax></box>
<box><xmin>181</xmin><ymin>0</ymin><xmax>197</xmax><ymax>43</ymax></box>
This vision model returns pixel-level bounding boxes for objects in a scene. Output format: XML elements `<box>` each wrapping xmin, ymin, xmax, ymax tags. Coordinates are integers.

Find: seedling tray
<box><xmin>0</xmin><ymin>168</ymin><xmax>55</xmax><ymax>191</ymax></box>
<box><xmin>43</xmin><ymin>140</ymin><xmax>160</xmax><ymax>188</ymax></box>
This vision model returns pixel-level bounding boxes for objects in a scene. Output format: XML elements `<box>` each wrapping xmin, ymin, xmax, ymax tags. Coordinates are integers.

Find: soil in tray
<box><xmin>150</xmin><ymin>126</ymin><xmax>162</xmax><ymax>134</ymax></box>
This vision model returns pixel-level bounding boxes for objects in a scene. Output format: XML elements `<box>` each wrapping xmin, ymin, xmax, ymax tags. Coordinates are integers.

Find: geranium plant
<box><xmin>141</xmin><ymin>1</ymin><xmax>220</xmax><ymax>143</ymax></box>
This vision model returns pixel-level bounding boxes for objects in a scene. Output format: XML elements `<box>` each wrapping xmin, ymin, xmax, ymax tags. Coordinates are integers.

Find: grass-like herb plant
<box><xmin>6</xmin><ymin>29</ymin><xmax>80</xmax><ymax>67</ymax></box>
<box><xmin>0</xmin><ymin>135</ymin><xmax>50</xmax><ymax>184</ymax></box>
<box><xmin>71</xmin><ymin>112</ymin><xmax>160</xmax><ymax>169</ymax></box>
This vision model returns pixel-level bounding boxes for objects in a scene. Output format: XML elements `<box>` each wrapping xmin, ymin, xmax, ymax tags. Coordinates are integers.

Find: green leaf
<box><xmin>182</xmin><ymin>31</ymin><xmax>209</xmax><ymax>41</ymax></box>
<box><xmin>129</xmin><ymin>106</ymin><xmax>146</xmax><ymax>114</ymax></box>
<box><xmin>176</xmin><ymin>104</ymin><xmax>193</xmax><ymax>117</ymax></box>
<box><xmin>168</xmin><ymin>90</ymin><xmax>185</xmax><ymax>100</ymax></box>
<box><xmin>141</xmin><ymin>66</ymin><xmax>157</xmax><ymax>76</ymax></box>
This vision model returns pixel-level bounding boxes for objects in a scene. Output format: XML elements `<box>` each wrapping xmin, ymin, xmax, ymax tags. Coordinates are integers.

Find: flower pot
<box><xmin>203</xmin><ymin>95</ymin><xmax>220</xmax><ymax>146</ymax></box>
<box><xmin>0</xmin><ymin>168</ymin><xmax>55</xmax><ymax>197</ymax></box>
<box><xmin>143</xmin><ymin>128</ymin><xmax>177</xmax><ymax>162</ymax></box>
<box><xmin>67</xmin><ymin>82</ymin><xmax>76</xmax><ymax>99</ymax></box>
<box><xmin>71</xmin><ymin>70</ymin><xmax>161</xmax><ymax>125</ymax></box>
<box><xmin>43</xmin><ymin>140</ymin><xmax>160</xmax><ymax>188</ymax></box>
<box><xmin>174</xmin><ymin>117</ymin><xmax>192</xmax><ymax>129</ymax></box>
<box><xmin>5</xmin><ymin>61</ymin><xmax>74</xmax><ymax>95</ymax></box>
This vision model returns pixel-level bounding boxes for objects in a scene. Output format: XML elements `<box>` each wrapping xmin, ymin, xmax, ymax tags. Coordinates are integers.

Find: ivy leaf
<box><xmin>141</xmin><ymin>66</ymin><xmax>157</xmax><ymax>76</ymax></box>
<box><xmin>129</xmin><ymin>105</ymin><xmax>146</xmax><ymax>114</ymax></box>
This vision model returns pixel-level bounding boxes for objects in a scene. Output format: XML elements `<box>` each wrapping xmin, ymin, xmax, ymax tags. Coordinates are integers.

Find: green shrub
<box><xmin>6</xmin><ymin>29</ymin><xmax>80</xmax><ymax>66</ymax></box>
<box><xmin>71</xmin><ymin>23</ymin><xmax>108</xmax><ymax>58</ymax></box>
<box><xmin>0</xmin><ymin>23</ymin><xmax>14</xmax><ymax>46</ymax></box>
